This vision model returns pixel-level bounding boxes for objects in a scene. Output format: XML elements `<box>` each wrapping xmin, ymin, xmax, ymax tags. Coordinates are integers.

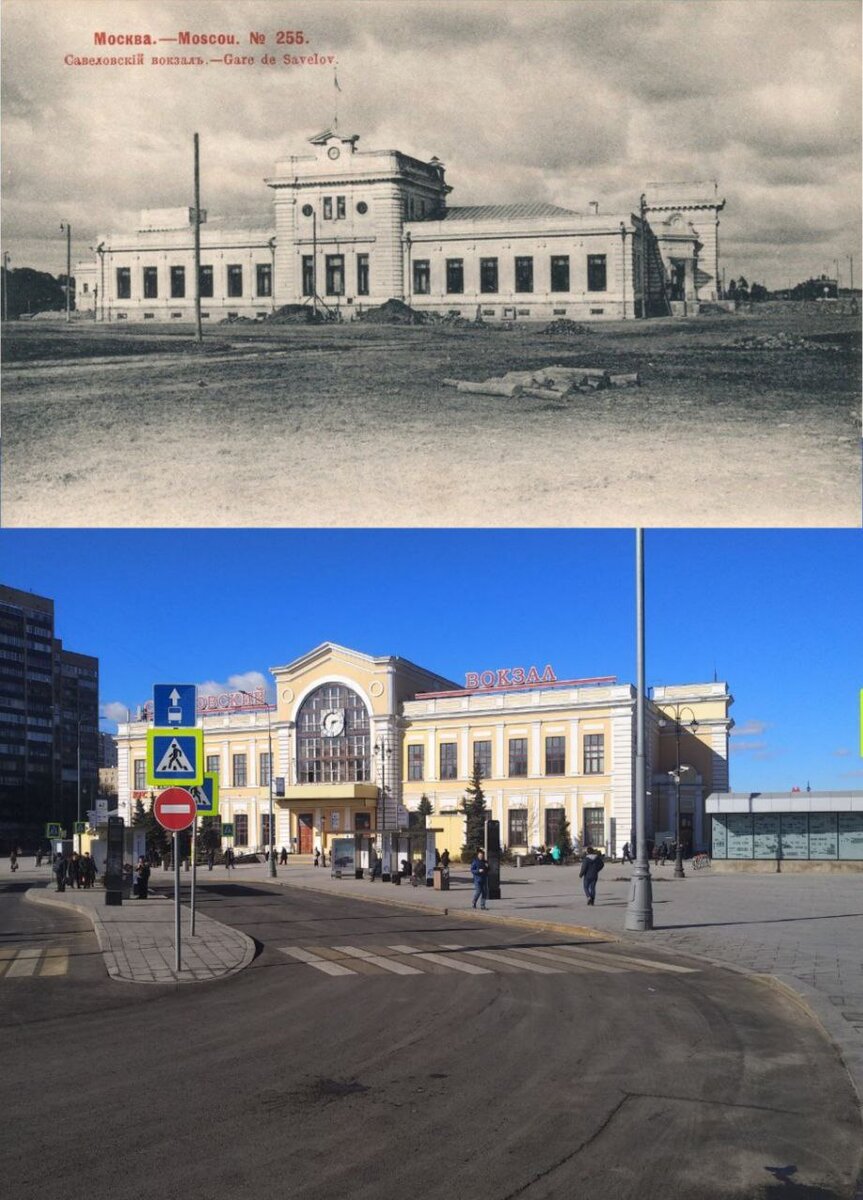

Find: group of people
<box><xmin>53</xmin><ymin>851</ymin><xmax>98</xmax><ymax>890</ymax></box>
<box><xmin>313</xmin><ymin>848</ymin><xmax>327</xmax><ymax>867</ymax></box>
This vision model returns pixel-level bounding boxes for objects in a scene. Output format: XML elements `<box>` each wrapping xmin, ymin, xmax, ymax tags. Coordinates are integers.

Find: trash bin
<box><xmin>433</xmin><ymin>867</ymin><xmax>449</xmax><ymax>892</ymax></box>
<box><xmin>516</xmin><ymin>855</ymin><xmax>524</xmax><ymax>869</ymax></box>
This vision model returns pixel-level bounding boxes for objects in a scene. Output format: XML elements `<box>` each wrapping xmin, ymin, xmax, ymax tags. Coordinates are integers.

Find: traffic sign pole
<box><xmin>174</xmin><ymin>832</ymin><xmax>181</xmax><ymax>974</ymax></box>
<box><xmin>190</xmin><ymin>818</ymin><xmax>197</xmax><ymax>937</ymax></box>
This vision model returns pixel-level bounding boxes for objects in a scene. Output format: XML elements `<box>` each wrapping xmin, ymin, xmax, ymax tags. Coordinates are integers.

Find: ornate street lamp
<box><xmin>239</xmin><ymin>689</ymin><xmax>276</xmax><ymax>878</ymax></box>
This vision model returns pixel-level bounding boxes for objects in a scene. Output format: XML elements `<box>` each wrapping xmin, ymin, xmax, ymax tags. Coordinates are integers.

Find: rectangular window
<box><xmin>508</xmin><ymin>738</ymin><xmax>528</xmax><ymax>777</ymax></box>
<box><xmin>407</xmin><ymin>744</ymin><xmax>424</xmax><ymax>781</ymax></box>
<box><xmin>302</xmin><ymin>256</ymin><xmax>314</xmax><ymax>298</ymax></box>
<box><xmin>227</xmin><ymin>265</ymin><xmax>243</xmax><ymax>298</ymax></box>
<box><xmin>143</xmin><ymin>267</ymin><xmax>158</xmax><ymax>299</ymax></box>
<box><xmin>336</xmin><ymin>196</ymin><xmax>346</xmax><ymax>220</ymax></box>
<box><xmin>545</xmin><ymin>809</ymin><xmax>564</xmax><ymax>846</ymax></box>
<box><xmin>261</xmin><ymin>813</ymin><xmax>273</xmax><ymax>847</ymax></box>
<box><xmin>583</xmin><ymin>734</ymin><xmax>605</xmax><ymax>774</ymax></box>
<box><xmin>199</xmin><ymin>265</ymin><xmax>213</xmax><ymax>298</ymax></box>
<box><xmin>473</xmin><ymin>740</ymin><xmax>491</xmax><ymax>779</ymax></box>
<box><xmin>259</xmin><ymin>752</ymin><xmax>272</xmax><ymax>787</ymax></box>
<box><xmin>545</xmin><ymin>735</ymin><xmax>565</xmax><ymax>775</ymax></box>
<box><xmin>551</xmin><ymin>256</ymin><xmax>570</xmax><ymax>292</ymax></box>
<box><xmin>515</xmin><ymin>256</ymin><xmax>534</xmax><ymax>293</ymax></box>
<box><xmin>480</xmin><ymin>257</ymin><xmax>498</xmax><ymax>294</ymax></box>
<box><xmin>583</xmin><ymin>806</ymin><xmax>605</xmax><ymax>848</ymax></box>
<box><xmin>116</xmin><ymin>267</ymin><xmax>131</xmax><ymax>299</ymax></box>
<box><xmin>206</xmin><ymin>755</ymin><xmax>220</xmax><ymax>775</ymax></box>
<box><xmin>323</xmin><ymin>197</ymin><xmax>333</xmax><ymax>220</ymax></box>
<box><xmin>232</xmin><ymin>753</ymin><xmax>247</xmax><ymax>787</ymax></box>
<box><xmin>440</xmin><ymin>743</ymin><xmax>457</xmax><ymax>781</ymax></box>
<box><xmin>413</xmin><ymin>260</ymin><xmax>431</xmax><ymax>295</ymax></box>
<box><xmin>357</xmin><ymin>254</ymin><xmax>369</xmax><ymax>296</ymax></box>
<box><xmin>133</xmin><ymin>759</ymin><xmax>145</xmax><ymax>790</ymax></box>
<box><xmin>256</xmin><ymin>264</ymin><xmax>272</xmax><ymax>297</ymax></box>
<box><xmin>234</xmin><ymin>813</ymin><xmax>248</xmax><ymax>847</ymax></box>
<box><xmin>587</xmin><ymin>254</ymin><xmax>607</xmax><ymax>292</ymax></box>
<box><xmin>508</xmin><ymin>809</ymin><xmax>528</xmax><ymax>847</ymax></box>
<box><xmin>325</xmin><ymin>254</ymin><xmax>345</xmax><ymax>296</ymax></box>
<box><xmin>170</xmin><ymin>266</ymin><xmax>185</xmax><ymax>299</ymax></box>
<box><xmin>354</xmin><ymin>811</ymin><xmax>371</xmax><ymax>831</ymax></box>
<box><xmin>446</xmin><ymin>259</ymin><xmax>464</xmax><ymax>294</ymax></box>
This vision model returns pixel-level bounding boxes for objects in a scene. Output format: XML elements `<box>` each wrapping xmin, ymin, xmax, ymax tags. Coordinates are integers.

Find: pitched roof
<box><xmin>437</xmin><ymin>202</ymin><xmax>578</xmax><ymax>222</ymax></box>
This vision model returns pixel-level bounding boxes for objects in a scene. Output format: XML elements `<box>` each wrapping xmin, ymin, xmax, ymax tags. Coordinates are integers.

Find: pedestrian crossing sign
<box><xmin>188</xmin><ymin>771</ymin><xmax>219</xmax><ymax>816</ymax></box>
<box><xmin>73</xmin><ymin>821</ymin><xmax>87</xmax><ymax>835</ymax></box>
<box><xmin>146</xmin><ymin>728</ymin><xmax>204</xmax><ymax>787</ymax></box>
<box><xmin>45</xmin><ymin>822</ymin><xmax>63</xmax><ymax>838</ymax></box>
<box><xmin>221</xmin><ymin>822</ymin><xmax>234</xmax><ymax>837</ymax></box>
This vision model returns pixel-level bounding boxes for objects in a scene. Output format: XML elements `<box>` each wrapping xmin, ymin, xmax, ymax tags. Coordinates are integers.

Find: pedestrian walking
<box><xmin>224</xmin><ymin>847</ymin><xmax>235</xmax><ymax>870</ymax></box>
<box><xmin>67</xmin><ymin>852</ymin><xmax>82</xmax><ymax>888</ymax></box>
<box><xmin>9</xmin><ymin>846</ymin><xmax>19</xmax><ymax>872</ymax></box>
<box><xmin>279</xmin><ymin>846</ymin><xmax>288</xmax><ymax>865</ymax></box>
<box><xmin>53</xmin><ymin>853</ymin><xmax>67</xmax><ymax>892</ymax></box>
<box><xmin>313</xmin><ymin>848</ymin><xmax>320</xmax><ymax>868</ymax></box>
<box><xmin>135</xmin><ymin>857</ymin><xmax>151</xmax><ymax>899</ymax></box>
<box><xmin>207</xmin><ymin>849</ymin><xmax>215</xmax><ymax>871</ymax></box>
<box><xmin>579</xmin><ymin>846</ymin><xmax>605</xmax><ymax>906</ymax></box>
<box><xmin>81</xmin><ymin>853</ymin><xmax>96</xmax><ymax>888</ymax></box>
<box><xmin>470</xmin><ymin>848</ymin><xmax>490</xmax><ymax>910</ymax></box>
<box><xmin>440</xmin><ymin>849</ymin><xmax>450</xmax><ymax>869</ymax></box>
<box><xmin>622</xmin><ymin>842</ymin><xmax>634</xmax><ymax>864</ymax></box>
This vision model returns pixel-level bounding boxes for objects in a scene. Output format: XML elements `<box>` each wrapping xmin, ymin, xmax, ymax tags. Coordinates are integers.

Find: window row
<box><xmin>407</xmin><ymin>734</ymin><xmax>605</xmax><ymax>781</ymax></box>
<box><xmin>116</xmin><ymin>264</ymin><xmax>273</xmax><ymax>301</ymax></box>
<box><xmin>507</xmin><ymin>805</ymin><xmax>606</xmax><ymax>849</ymax></box>
<box><xmin>133</xmin><ymin>751</ymin><xmax>272</xmax><ymax>791</ymax></box>
<box><xmin>411</xmin><ymin>254</ymin><xmax>607</xmax><ymax>296</ymax></box>
<box><xmin>302</xmin><ymin>254</ymin><xmax>369</xmax><ymax>298</ymax></box>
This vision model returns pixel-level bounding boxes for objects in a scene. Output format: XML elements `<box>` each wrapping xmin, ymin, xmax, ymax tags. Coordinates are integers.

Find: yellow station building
<box><xmin>115</xmin><ymin>642</ymin><xmax>733</xmax><ymax>857</ymax></box>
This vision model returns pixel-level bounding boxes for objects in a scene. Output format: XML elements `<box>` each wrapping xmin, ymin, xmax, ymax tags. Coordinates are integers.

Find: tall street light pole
<box><xmin>2</xmin><ymin>251</ymin><xmax>10</xmax><ymax>322</ymax></box>
<box><xmin>60</xmin><ymin>222</ymin><xmax>72</xmax><ymax>322</ymax></box>
<box><xmin>240</xmin><ymin>689</ymin><xmax>276</xmax><ymax>878</ymax></box>
<box><xmin>661</xmin><ymin>704</ymin><xmax>698</xmax><ymax>878</ymax></box>
<box><xmin>625</xmin><ymin>528</ymin><xmax>654</xmax><ymax>931</ymax></box>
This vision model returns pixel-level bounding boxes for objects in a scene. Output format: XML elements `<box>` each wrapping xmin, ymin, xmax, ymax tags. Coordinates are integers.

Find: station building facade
<box><xmin>115</xmin><ymin>642</ymin><xmax>733</xmax><ymax>857</ymax></box>
<box><xmin>86</xmin><ymin>130</ymin><xmax>725</xmax><ymax>324</ymax></box>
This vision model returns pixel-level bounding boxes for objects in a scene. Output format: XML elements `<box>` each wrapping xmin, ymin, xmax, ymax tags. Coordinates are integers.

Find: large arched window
<box><xmin>296</xmin><ymin>684</ymin><xmax>371</xmax><ymax>783</ymax></box>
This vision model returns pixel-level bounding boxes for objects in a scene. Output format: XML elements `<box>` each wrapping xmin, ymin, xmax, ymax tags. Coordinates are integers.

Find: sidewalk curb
<box><xmin>25</xmin><ymin>885</ymin><xmax>257</xmax><ymax>985</ymax></box>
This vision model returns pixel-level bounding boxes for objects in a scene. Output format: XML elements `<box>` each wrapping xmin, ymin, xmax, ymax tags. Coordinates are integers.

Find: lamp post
<box><xmin>624</xmin><ymin>528</ymin><xmax>654</xmax><ymax>931</ymax></box>
<box><xmin>2</xmin><ymin>251</ymin><xmax>10</xmax><ymax>322</ymax></box>
<box><xmin>659</xmin><ymin>705</ymin><xmax>698</xmax><ymax>878</ymax></box>
<box><xmin>239</xmin><ymin>689</ymin><xmax>276</xmax><ymax>878</ymax></box>
<box><xmin>374</xmin><ymin>735</ymin><xmax>391</xmax><ymax>832</ymax></box>
<box><xmin>60</xmin><ymin>222</ymin><xmax>72</xmax><ymax>322</ymax></box>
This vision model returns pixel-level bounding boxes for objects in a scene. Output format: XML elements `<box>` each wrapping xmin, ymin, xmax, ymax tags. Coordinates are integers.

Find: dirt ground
<box><xmin>1</xmin><ymin>305</ymin><xmax>859</xmax><ymax>527</ymax></box>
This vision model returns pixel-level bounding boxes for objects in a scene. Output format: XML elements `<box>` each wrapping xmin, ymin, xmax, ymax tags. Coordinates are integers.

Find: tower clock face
<box><xmin>321</xmin><ymin>709</ymin><xmax>345</xmax><ymax>738</ymax></box>
<box><xmin>328</xmin><ymin>146</ymin><xmax>340</xmax><ymax>160</ymax></box>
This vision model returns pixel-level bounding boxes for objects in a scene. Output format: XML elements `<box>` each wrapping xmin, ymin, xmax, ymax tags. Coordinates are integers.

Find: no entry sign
<box><xmin>153</xmin><ymin>788</ymin><xmax>197</xmax><ymax>832</ymax></box>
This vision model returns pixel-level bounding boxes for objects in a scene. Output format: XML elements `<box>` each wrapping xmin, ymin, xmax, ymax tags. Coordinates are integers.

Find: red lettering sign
<box><xmin>464</xmin><ymin>665</ymin><xmax>558</xmax><ymax>691</ymax></box>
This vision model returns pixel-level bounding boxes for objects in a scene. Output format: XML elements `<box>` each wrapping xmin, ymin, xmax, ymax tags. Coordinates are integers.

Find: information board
<box><xmin>752</xmin><ymin>814</ymin><xmax>779</xmax><ymax>859</ymax></box>
<box><xmin>808</xmin><ymin>813</ymin><xmax>838</xmax><ymax>859</ymax></box>
<box><xmin>838</xmin><ymin>812</ymin><xmax>863</xmax><ymax>860</ymax></box>
<box><xmin>780</xmin><ymin>813</ymin><xmax>809</xmax><ymax>859</ymax></box>
<box><xmin>711</xmin><ymin>816</ymin><xmax>728</xmax><ymax>859</ymax></box>
<box><xmin>330</xmin><ymin>837</ymin><xmax>356</xmax><ymax>876</ymax></box>
<box><xmin>726</xmin><ymin>814</ymin><xmax>753</xmax><ymax>859</ymax></box>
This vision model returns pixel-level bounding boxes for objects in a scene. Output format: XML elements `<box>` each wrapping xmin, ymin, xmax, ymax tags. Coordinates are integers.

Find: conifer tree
<box><xmin>460</xmin><ymin>762</ymin><xmax>487</xmax><ymax>861</ymax></box>
<box><xmin>417</xmin><ymin>794</ymin><xmax>433</xmax><ymax>829</ymax></box>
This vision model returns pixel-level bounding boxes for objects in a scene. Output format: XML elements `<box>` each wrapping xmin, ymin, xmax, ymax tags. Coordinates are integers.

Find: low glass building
<box><xmin>707</xmin><ymin>792</ymin><xmax>863</xmax><ymax>869</ymax></box>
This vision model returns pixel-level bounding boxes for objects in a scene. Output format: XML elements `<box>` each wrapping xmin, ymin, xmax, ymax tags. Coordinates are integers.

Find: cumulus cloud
<box><xmin>101</xmin><ymin>700</ymin><xmax>132</xmax><ymax>722</ymax></box>
<box><xmin>2</xmin><ymin>0</ymin><xmax>859</xmax><ymax>286</ymax></box>
<box><xmin>196</xmin><ymin>670</ymin><xmax>274</xmax><ymax>701</ymax></box>
<box><xmin>731</xmin><ymin>720</ymin><xmax>769</xmax><ymax>738</ymax></box>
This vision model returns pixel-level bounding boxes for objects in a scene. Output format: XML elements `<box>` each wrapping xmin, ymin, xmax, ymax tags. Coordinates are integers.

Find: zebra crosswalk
<box><xmin>277</xmin><ymin>940</ymin><xmax>697</xmax><ymax>981</ymax></box>
<box><xmin>0</xmin><ymin>946</ymin><xmax>70</xmax><ymax>979</ymax></box>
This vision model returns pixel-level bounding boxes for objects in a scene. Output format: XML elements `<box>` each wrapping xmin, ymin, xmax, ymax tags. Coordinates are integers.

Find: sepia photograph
<box><xmin>1</xmin><ymin>0</ymin><xmax>860</xmax><ymax>527</ymax></box>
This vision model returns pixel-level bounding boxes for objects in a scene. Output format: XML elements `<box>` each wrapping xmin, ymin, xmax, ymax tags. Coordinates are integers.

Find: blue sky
<box><xmin>1</xmin><ymin>528</ymin><xmax>860</xmax><ymax>791</ymax></box>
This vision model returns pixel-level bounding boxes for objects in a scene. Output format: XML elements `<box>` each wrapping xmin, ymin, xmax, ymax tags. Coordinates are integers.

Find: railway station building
<box><xmin>115</xmin><ymin>642</ymin><xmax>733</xmax><ymax>858</ymax></box>
<box><xmin>85</xmin><ymin>130</ymin><xmax>725</xmax><ymax>324</ymax></box>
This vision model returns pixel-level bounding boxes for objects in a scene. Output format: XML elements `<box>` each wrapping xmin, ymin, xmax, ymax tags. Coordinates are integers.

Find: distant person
<box><xmin>9</xmin><ymin>846</ymin><xmax>18</xmax><ymax>872</ymax></box>
<box><xmin>207</xmin><ymin>849</ymin><xmax>215</xmax><ymax>871</ymax></box>
<box><xmin>53</xmin><ymin>853</ymin><xmax>67</xmax><ymax>892</ymax></box>
<box><xmin>280</xmin><ymin>846</ymin><xmax>288</xmax><ymax>865</ymax></box>
<box><xmin>35</xmin><ymin>848</ymin><xmax>43</xmax><ymax>868</ymax></box>
<box><xmin>622</xmin><ymin>842</ymin><xmax>634</xmax><ymax>864</ymax></box>
<box><xmin>82</xmin><ymin>853</ymin><xmax>97</xmax><ymax>888</ymax></box>
<box><xmin>67</xmin><ymin>852</ymin><xmax>82</xmax><ymax>888</ymax></box>
<box><xmin>135</xmin><ymin>857</ymin><xmax>151</xmax><ymax>899</ymax></box>
<box><xmin>440</xmin><ymin>849</ymin><xmax>450</xmax><ymax>869</ymax></box>
<box><xmin>550</xmin><ymin>844</ymin><xmax>562</xmax><ymax>864</ymax></box>
<box><xmin>658</xmin><ymin>843</ymin><xmax>669</xmax><ymax>867</ymax></box>
<box><xmin>579</xmin><ymin>846</ymin><xmax>605</xmax><ymax>906</ymax></box>
<box><xmin>320</xmin><ymin>849</ymin><xmax>326</xmax><ymax>868</ymax></box>
<box><xmin>224</xmin><ymin>847</ymin><xmax>235</xmax><ymax>870</ymax></box>
<box><xmin>470</xmin><ymin>848</ymin><xmax>490</xmax><ymax>910</ymax></box>
<box><xmin>313</xmin><ymin>848</ymin><xmax>320</xmax><ymax>868</ymax></box>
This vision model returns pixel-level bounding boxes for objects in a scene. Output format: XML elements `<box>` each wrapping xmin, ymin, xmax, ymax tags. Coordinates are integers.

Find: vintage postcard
<box><xmin>1</xmin><ymin>0</ymin><xmax>860</xmax><ymax>526</ymax></box>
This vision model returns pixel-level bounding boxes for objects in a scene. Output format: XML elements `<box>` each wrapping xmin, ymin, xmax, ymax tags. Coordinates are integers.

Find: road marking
<box><xmin>278</xmin><ymin>946</ymin><xmax>356</xmax><ymax>976</ymax></box>
<box><xmin>39</xmin><ymin>951</ymin><xmax>69</xmax><ymax>977</ymax></box>
<box><xmin>513</xmin><ymin>946</ymin><xmax>629</xmax><ymax>974</ymax></box>
<box><xmin>5</xmin><ymin>948</ymin><xmax>42</xmax><ymax>977</ymax></box>
<box><xmin>551</xmin><ymin>945</ymin><xmax>697</xmax><ymax>974</ymax></box>
<box><xmin>438</xmin><ymin>944</ymin><xmax>563</xmax><ymax>974</ymax></box>
<box><xmin>332</xmin><ymin>946</ymin><xmax>423</xmax><ymax>975</ymax></box>
<box><xmin>388</xmin><ymin>944</ymin><xmax>493</xmax><ymax>975</ymax></box>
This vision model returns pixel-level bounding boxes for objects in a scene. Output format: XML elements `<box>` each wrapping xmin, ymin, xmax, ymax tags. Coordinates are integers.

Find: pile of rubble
<box><xmin>264</xmin><ymin>305</ymin><xmax>326</xmax><ymax>325</ymax></box>
<box><xmin>442</xmin><ymin>364</ymin><xmax>640</xmax><ymax>398</ymax></box>
<box><xmin>728</xmin><ymin>332</ymin><xmax>840</xmax><ymax>352</ymax></box>
<box><xmin>356</xmin><ymin>298</ymin><xmax>425</xmax><ymax>324</ymax></box>
<box><xmin>540</xmin><ymin>318</ymin><xmax>590</xmax><ymax>335</ymax></box>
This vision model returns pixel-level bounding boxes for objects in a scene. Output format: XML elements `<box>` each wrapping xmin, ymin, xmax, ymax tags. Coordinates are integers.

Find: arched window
<box><xmin>296</xmin><ymin>684</ymin><xmax>370</xmax><ymax>783</ymax></box>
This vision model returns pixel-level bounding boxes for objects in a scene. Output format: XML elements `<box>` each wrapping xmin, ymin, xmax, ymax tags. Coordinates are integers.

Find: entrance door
<box><xmin>298</xmin><ymin>814</ymin><xmax>314</xmax><ymax>855</ymax></box>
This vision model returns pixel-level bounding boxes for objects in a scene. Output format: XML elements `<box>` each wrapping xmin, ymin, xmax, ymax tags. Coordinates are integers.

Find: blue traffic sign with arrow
<box><xmin>154</xmin><ymin>683</ymin><xmax>197</xmax><ymax>728</ymax></box>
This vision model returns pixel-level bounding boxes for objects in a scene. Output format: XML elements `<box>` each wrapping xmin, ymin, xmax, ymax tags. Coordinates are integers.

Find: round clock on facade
<box><xmin>301</xmin><ymin>203</ymin><xmax>313</xmax><ymax>217</ymax></box>
<box><xmin>356</xmin><ymin>201</ymin><xmax>368</xmax><ymax>214</ymax></box>
<box><xmin>328</xmin><ymin>146</ymin><xmax>340</xmax><ymax>160</ymax></box>
<box><xmin>321</xmin><ymin>709</ymin><xmax>345</xmax><ymax>737</ymax></box>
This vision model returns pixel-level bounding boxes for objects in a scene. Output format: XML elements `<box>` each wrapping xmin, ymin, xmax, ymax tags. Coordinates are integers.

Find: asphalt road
<box><xmin>2</xmin><ymin>879</ymin><xmax>861</xmax><ymax>1200</ymax></box>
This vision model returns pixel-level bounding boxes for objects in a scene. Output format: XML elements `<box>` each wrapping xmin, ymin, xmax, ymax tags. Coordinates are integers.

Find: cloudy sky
<box><xmin>2</xmin><ymin>0</ymin><xmax>860</xmax><ymax>288</ymax></box>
